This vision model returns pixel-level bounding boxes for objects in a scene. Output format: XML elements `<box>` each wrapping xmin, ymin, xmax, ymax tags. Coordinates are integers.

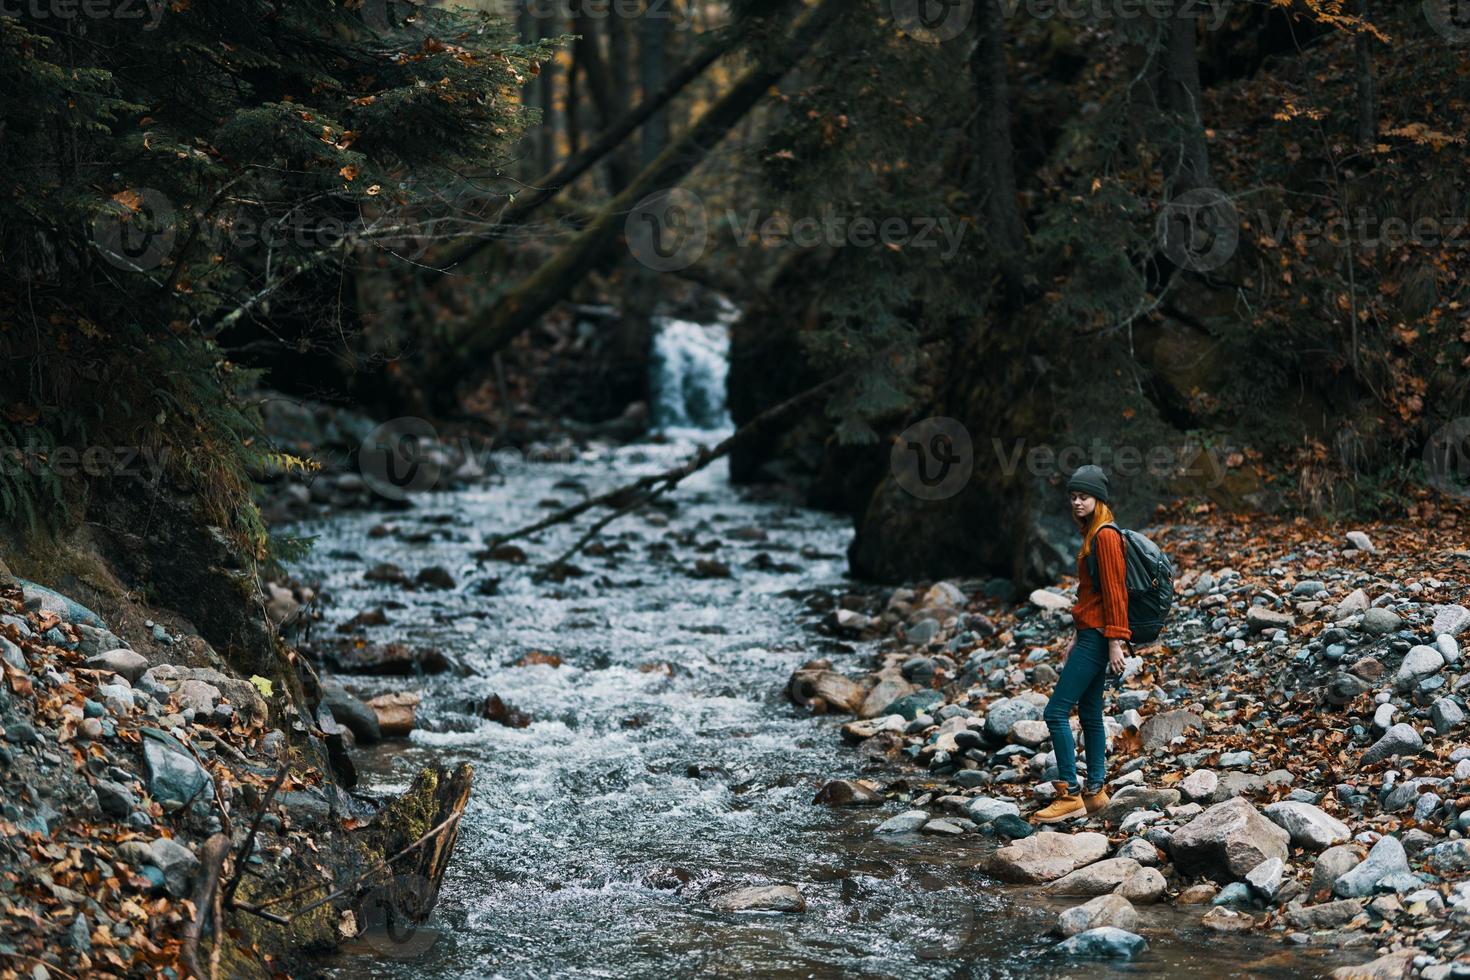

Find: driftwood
<box><xmin>492</xmin><ymin>327</ymin><xmax>950</xmax><ymax>575</ymax></box>
<box><xmin>180</xmin><ymin>833</ymin><xmax>232</xmax><ymax>980</ymax></box>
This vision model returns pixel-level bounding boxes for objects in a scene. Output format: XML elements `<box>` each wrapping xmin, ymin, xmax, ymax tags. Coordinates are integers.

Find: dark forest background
<box><xmin>3</xmin><ymin>0</ymin><xmax>1468</xmax><ymax>615</ymax></box>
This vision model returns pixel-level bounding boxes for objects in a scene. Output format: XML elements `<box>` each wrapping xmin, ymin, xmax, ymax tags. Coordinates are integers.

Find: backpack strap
<box><xmin>1085</xmin><ymin>522</ymin><xmax>1122</xmax><ymax>592</ymax></box>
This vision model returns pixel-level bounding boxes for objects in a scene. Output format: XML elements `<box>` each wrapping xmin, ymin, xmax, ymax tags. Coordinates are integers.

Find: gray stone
<box><xmin>75</xmin><ymin>625</ymin><xmax>123</xmax><ymax>659</ymax></box>
<box><xmin>984</xmin><ymin>697</ymin><xmax>1043</xmax><ymax>742</ymax></box>
<box><xmin>1116</xmin><ymin>838</ymin><xmax>1159</xmax><ymax>866</ymax></box>
<box><xmin>1044</xmin><ymin>858</ymin><xmax>1142</xmax><ymax>897</ymax></box>
<box><xmin>710</xmin><ymin>884</ymin><xmax>805</xmax><ymax>913</ymax></box>
<box><xmin>1333</xmin><ymin>836</ymin><xmax>1409</xmax><ymax>898</ymax></box>
<box><xmin>1361</xmin><ymin>607</ymin><xmax>1401</xmax><ymax>635</ymax></box>
<box><xmin>1293</xmin><ymin>580</ymin><xmax>1326</xmax><ymax>597</ymax></box>
<box><xmin>1394</xmin><ymin>646</ymin><xmax>1444</xmax><ymax>692</ymax></box>
<box><xmin>1180</xmin><ymin>769</ymin><xmax>1219</xmax><ymax>802</ymax></box>
<box><xmin>966</xmin><ymin>797</ymin><xmax>1021</xmax><ymax>824</ymax></box>
<box><xmin>881</xmin><ymin>689</ymin><xmax>944</xmax><ymax>721</ymax></box>
<box><xmin>322</xmin><ymin>683</ymin><xmax>382</xmax><ymax>745</ymax></box>
<box><xmin>142</xmin><ymin>730</ymin><xmax>213</xmax><ymax>808</ymax></box>
<box><xmin>1140</xmin><ymin>709</ymin><xmax>1203</xmax><ymax>751</ymax></box>
<box><xmin>1286</xmin><ymin>899</ymin><xmax>1363</xmax><ymax>930</ymax></box>
<box><xmin>1247</xmin><ymin>606</ymin><xmax>1295</xmax><ymax>633</ymax></box>
<box><xmin>1345</xmin><ymin>531</ymin><xmax>1374</xmax><ymax>553</ymax></box>
<box><xmin>1245</xmin><ymin>856</ymin><xmax>1285</xmax><ymax>901</ymax></box>
<box><xmin>1057</xmin><ymin>894</ymin><xmax>1137</xmax><ymax>937</ymax></box>
<box><xmin>1312</xmin><ymin>845</ymin><xmax>1362</xmax><ymax>899</ymax></box>
<box><xmin>149</xmin><ymin>837</ymin><xmax>200</xmax><ymax>896</ymax></box>
<box><xmin>1426</xmin><ymin>840</ymin><xmax>1470</xmax><ymax>873</ymax></box>
<box><xmin>1361</xmin><ymin>723</ymin><xmax>1424</xmax><ymax>765</ymax></box>
<box><xmin>989</xmin><ymin>831</ymin><xmax>1111</xmax><ymax>884</ymax></box>
<box><xmin>1263</xmin><ymin>801</ymin><xmax>1351</xmax><ymax>852</ymax></box>
<box><xmin>1335</xmin><ymin>588</ymin><xmax>1371</xmax><ymax>619</ymax></box>
<box><xmin>1116</xmin><ymin>865</ymin><xmax>1166</xmax><ymax>904</ymax></box>
<box><xmin>1432</xmin><ymin>698</ymin><xmax>1465</xmax><ymax>735</ymax></box>
<box><xmin>1169</xmin><ymin>797</ymin><xmax>1290</xmax><ymax>881</ymax></box>
<box><xmin>1432</xmin><ymin>604</ymin><xmax>1470</xmax><ymax>638</ymax></box>
<box><xmin>0</xmin><ymin>636</ymin><xmax>24</xmax><ymax>672</ymax></box>
<box><xmin>1437</xmin><ymin>634</ymin><xmax>1461</xmax><ymax>665</ymax></box>
<box><xmin>875</xmin><ymin>810</ymin><xmax>929</xmax><ymax>834</ymax></box>
<box><xmin>1055</xmin><ymin>927</ymin><xmax>1148</xmax><ymax>959</ymax></box>
<box><xmin>18</xmin><ymin>580</ymin><xmax>105</xmax><ymax>628</ymax></box>
<box><xmin>86</xmin><ymin>649</ymin><xmax>150</xmax><ymax>684</ymax></box>
<box><xmin>94</xmin><ymin>778</ymin><xmax>136</xmax><ymax>818</ymax></box>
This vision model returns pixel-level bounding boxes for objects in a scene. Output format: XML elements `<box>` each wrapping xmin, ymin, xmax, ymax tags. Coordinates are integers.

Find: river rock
<box><xmin>1360</xmin><ymin>723</ymin><xmax>1423</xmax><ymax>765</ymax></box>
<box><xmin>840</xmin><ymin>715</ymin><xmax>906</xmax><ymax>741</ymax></box>
<box><xmin>1</xmin><ymin>636</ymin><xmax>25</xmax><ymax>672</ymax></box>
<box><xmin>1116</xmin><ymin>838</ymin><xmax>1159</xmax><ymax>866</ymax></box>
<box><xmin>1247</xmin><ymin>607</ymin><xmax>1295</xmax><ymax>633</ymax></box>
<box><xmin>1431</xmin><ymin>698</ymin><xmax>1464</xmax><ymax>735</ymax></box>
<box><xmin>1312</xmin><ymin>845</ymin><xmax>1362</xmax><ymax>899</ymax></box>
<box><xmin>989</xmin><ymin>831</ymin><xmax>1110</xmax><ymax>883</ymax></box>
<box><xmin>813</xmin><ymin>780</ymin><xmax>883</xmax><ymax>807</ymax></box>
<box><xmin>1286</xmin><ymin>898</ymin><xmax>1363</xmax><ymax>930</ymax></box>
<box><xmin>1115</xmin><ymin>866</ymin><xmax>1166</xmax><ymax>904</ymax></box>
<box><xmin>788</xmin><ymin>668</ymin><xmax>866</xmax><ymax>714</ymax></box>
<box><xmin>1432</xmin><ymin>604</ymin><xmax>1470</xmax><ymax>638</ymax></box>
<box><xmin>1330</xmin><ymin>949</ymin><xmax>1419</xmax><ymax>979</ymax></box>
<box><xmin>1168</xmin><ymin>797</ymin><xmax>1290</xmax><ymax>880</ymax></box>
<box><xmin>1394</xmin><ymin>646</ymin><xmax>1444</xmax><ymax>692</ymax></box>
<box><xmin>881</xmin><ymin>689</ymin><xmax>943</xmax><ymax>721</ymax></box>
<box><xmin>982</xmin><ymin>697</ymin><xmax>1042</xmax><ymax>742</ymax></box>
<box><xmin>1361</xmin><ymin>607</ymin><xmax>1401</xmax><ymax>635</ymax></box>
<box><xmin>1179</xmin><ymin>769</ymin><xmax>1218</xmax><ymax>802</ymax></box>
<box><xmin>1425</xmin><ymin>839</ymin><xmax>1470</xmax><ymax>873</ymax></box>
<box><xmin>1201</xmin><ymin>906</ymin><xmax>1255</xmax><ymax>932</ymax></box>
<box><xmin>1345</xmin><ymin>531</ymin><xmax>1375</xmax><ymax>553</ymax></box>
<box><xmin>858</xmin><ymin>672</ymin><xmax>916</xmax><ymax>719</ymax></box>
<box><xmin>1333</xmin><ymin>835</ymin><xmax>1408</xmax><ymax>898</ymax></box>
<box><xmin>1057</xmin><ymin>894</ymin><xmax>1137</xmax><ymax>937</ymax></box>
<box><xmin>875</xmin><ymin>810</ymin><xmax>929</xmax><ymax>834</ymax></box>
<box><xmin>1335</xmin><ymin>588</ymin><xmax>1371</xmax><ymax>619</ymax></box>
<box><xmin>1140</xmin><ymin>709</ymin><xmax>1202</xmax><ymax>751</ymax></box>
<box><xmin>1045</xmin><ymin>857</ymin><xmax>1141</xmax><ymax>897</ymax></box>
<box><xmin>142</xmin><ymin>729</ymin><xmax>213</xmax><ymax>809</ymax></box>
<box><xmin>1263</xmin><ymin>801</ymin><xmax>1351</xmax><ymax>851</ymax></box>
<box><xmin>367</xmin><ymin>691</ymin><xmax>420</xmax><ymax>737</ymax></box>
<box><xmin>94</xmin><ymin>778</ymin><xmax>136</xmax><ymax>818</ymax></box>
<box><xmin>1010</xmin><ymin>719</ymin><xmax>1050</xmax><ymax>747</ymax></box>
<box><xmin>149</xmin><ymin>837</ymin><xmax>200</xmax><ymax>897</ymax></box>
<box><xmin>1030</xmin><ymin>589</ymin><xmax>1072</xmax><ymax>613</ymax></box>
<box><xmin>1437</xmin><ymin>634</ymin><xmax>1461</xmax><ymax>664</ymax></box>
<box><xmin>1055</xmin><ymin>926</ymin><xmax>1147</xmax><ymax>959</ymax></box>
<box><xmin>86</xmin><ymin>649</ymin><xmax>149</xmax><ymax>684</ymax></box>
<box><xmin>1095</xmin><ymin>787</ymin><xmax>1180</xmax><ymax>826</ymax></box>
<box><xmin>710</xmin><ymin>884</ymin><xmax>806</xmax><ymax>914</ymax></box>
<box><xmin>966</xmin><ymin>797</ymin><xmax>1021</xmax><ymax>824</ymax></box>
<box><xmin>1245</xmin><ymin>856</ymin><xmax>1285</xmax><ymax>901</ymax></box>
<box><xmin>18</xmin><ymin>580</ymin><xmax>105</xmax><ymax>628</ymax></box>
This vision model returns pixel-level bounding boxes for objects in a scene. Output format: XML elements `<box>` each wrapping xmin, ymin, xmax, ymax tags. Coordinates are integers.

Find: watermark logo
<box><xmin>355</xmin><ymin>872</ymin><xmax>439</xmax><ymax>957</ymax></box>
<box><xmin>91</xmin><ymin>187</ymin><xmax>177</xmax><ymax>273</ymax></box>
<box><xmin>625</xmin><ymin>188</ymin><xmax>709</xmax><ymax>272</ymax></box>
<box><xmin>892</xmin><ymin>0</ymin><xmax>974</xmax><ymax>43</ymax></box>
<box><xmin>1424</xmin><ymin>416</ymin><xmax>1470</xmax><ymax>499</ymax></box>
<box><xmin>1157</xmin><ymin>187</ymin><xmax>1239</xmax><ymax>272</ymax></box>
<box><xmin>892</xmin><ymin>417</ymin><xmax>974</xmax><ymax>501</ymax></box>
<box><xmin>1424</xmin><ymin>0</ymin><xmax>1470</xmax><ymax>43</ymax></box>
<box><xmin>359</xmin><ymin>417</ymin><xmax>443</xmax><ymax>500</ymax></box>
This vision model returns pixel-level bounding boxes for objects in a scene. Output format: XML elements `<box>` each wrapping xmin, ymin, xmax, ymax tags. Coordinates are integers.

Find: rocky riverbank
<box><xmin>795</xmin><ymin>506</ymin><xmax>1470</xmax><ymax>977</ymax></box>
<box><xmin>0</xmin><ymin>555</ymin><xmax>470</xmax><ymax>978</ymax></box>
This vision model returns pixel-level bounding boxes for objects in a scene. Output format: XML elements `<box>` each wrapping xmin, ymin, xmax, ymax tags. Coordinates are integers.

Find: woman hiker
<box><xmin>1033</xmin><ymin>464</ymin><xmax>1130</xmax><ymax>824</ymax></box>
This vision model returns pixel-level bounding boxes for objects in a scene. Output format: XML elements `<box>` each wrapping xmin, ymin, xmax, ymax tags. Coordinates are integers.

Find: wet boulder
<box><xmin>787</xmin><ymin>667</ymin><xmax>865</xmax><ymax>715</ymax></box>
<box><xmin>709</xmin><ymin>884</ymin><xmax>806</xmax><ymax>913</ymax></box>
<box><xmin>1168</xmin><ymin>797</ymin><xmax>1289</xmax><ymax>881</ymax></box>
<box><xmin>1055</xmin><ymin>926</ymin><xmax>1147</xmax><ymax>959</ymax></box>
<box><xmin>149</xmin><ymin>837</ymin><xmax>200</xmax><ymax>897</ymax></box>
<box><xmin>368</xmin><ymin>692</ymin><xmax>421</xmax><ymax>737</ymax></box>
<box><xmin>1057</xmin><ymin>895</ymin><xmax>1137</xmax><ymax>937</ymax></box>
<box><xmin>989</xmin><ymin>831</ymin><xmax>1110</xmax><ymax>884</ymax></box>
<box><xmin>141</xmin><ymin>729</ymin><xmax>213</xmax><ymax>810</ymax></box>
<box><xmin>1262</xmin><ymin>801</ymin><xmax>1350</xmax><ymax>851</ymax></box>
<box><xmin>813</xmin><ymin>780</ymin><xmax>883</xmax><ymax>807</ymax></box>
<box><xmin>322</xmin><ymin>682</ymin><xmax>382</xmax><ymax>745</ymax></box>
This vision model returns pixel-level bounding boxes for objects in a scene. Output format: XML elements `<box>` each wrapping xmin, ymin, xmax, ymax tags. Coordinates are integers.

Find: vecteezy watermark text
<box><xmin>0</xmin><ymin>0</ymin><xmax>167</xmax><ymax>30</ymax></box>
<box><xmin>890</xmin><ymin>419</ymin><xmax>1238</xmax><ymax>500</ymax></box>
<box><xmin>0</xmin><ymin>444</ymin><xmax>170</xmax><ymax>483</ymax></box>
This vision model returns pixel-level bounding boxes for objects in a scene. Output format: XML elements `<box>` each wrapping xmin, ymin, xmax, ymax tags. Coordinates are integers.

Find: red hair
<box><xmin>1076</xmin><ymin>500</ymin><xmax>1118</xmax><ymax>563</ymax></box>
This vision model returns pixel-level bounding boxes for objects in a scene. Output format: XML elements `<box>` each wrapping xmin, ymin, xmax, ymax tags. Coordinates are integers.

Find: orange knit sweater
<box><xmin>1072</xmin><ymin>526</ymin><xmax>1132</xmax><ymax>641</ymax></box>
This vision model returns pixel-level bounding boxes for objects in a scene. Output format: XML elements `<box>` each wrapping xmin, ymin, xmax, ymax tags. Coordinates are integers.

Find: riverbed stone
<box><xmin>1247</xmin><ymin>607</ymin><xmax>1295</xmax><ymax>633</ymax></box>
<box><xmin>880</xmin><ymin>689</ymin><xmax>943</xmax><ymax>721</ymax></box>
<box><xmin>989</xmin><ymin>831</ymin><xmax>1110</xmax><ymax>884</ymax></box>
<box><xmin>813</xmin><ymin>780</ymin><xmax>883</xmax><ymax>807</ymax></box>
<box><xmin>1360</xmin><ymin>724</ymin><xmax>1423</xmax><ymax>765</ymax></box>
<box><xmin>149</xmin><ymin>837</ymin><xmax>200</xmax><ymax>897</ymax></box>
<box><xmin>966</xmin><ymin>797</ymin><xmax>1021</xmax><ymax>824</ymax></box>
<box><xmin>1010</xmin><ymin>719</ymin><xmax>1050</xmax><ymax>747</ymax></box>
<box><xmin>1263</xmin><ymin>801</ymin><xmax>1351</xmax><ymax>852</ymax></box>
<box><xmin>1432</xmin><ymin>604</ymin><xmax>1470</xmax><ymax>638</ymax></box>
<box><xmin>1140</xmin><ymin>709</ymin><xmax>1202</xmax><ymax>751</ymax></box>
<box><xmin>1425</xmin><ymin>839</ymin><xmax>1470</xmax><ymax>873</ymax></box>
<box><xmin>1201</xmin><ymin>906</ymin><xmax>1255</xmax><ymax>932</ymax></box>
<box><xmin>86</xmin><ymin>649</ymin><xmax>149</xmax><ymax>684</ymax></box>
<box><xmin>1335</xmin><ymin>588</ymin><xmax>1371</xmax><ymax>619</ymax></box>
<box><xmin>1180</xmin><ymin>769</ymin><xmax>1218</xmax><ymax>802</ymax></box>
<box><xmin>1057</xmin><ymin>894</ymin><xmax>1137</xmax><ymax>937</ymax></box>
<box><xmin>1333</xmin><ymin>836</ymin><xmax>1408</xmax><ymax>898</ymax></box>
<box><xmin>1055</xmin><ymin>926</ymin><xmax>1147</xmax><ymax>959</ymax></box>
<box><xmin>1095</xmin><ymin>787</ymin><xmax>1180</xmax><ymax>826</ymax></box>
<box><xmin>1115</xmin><ymin>866</ymin><xmax>1166</xmax><ymax>904</ymax></box>
<box><xmin>788</xmin><ymin>668</ymin><xmax>866</xmax><ymax>714</ymax></box>
<box><xmin>1361</xmin><ymin>607</ymin><xmax>1401</xmax><ymax>635</ymax></box>
<box><xmin>1044</xmin><ymin>858</ymin><xmax>1142</xmax><ymax>897</ymax></box>
<box><xmin>874</xmin><ymin>810</ymin><xmax>929</xmax><ymax>834</ymax></box>
<box><xmin>1286</xmin><ymin>899</ymin><xmax>1363</xmax><ymax>930</ymax></box>
<box><xmin>1431</xmin><ymin>698</ymin><xmax>1464</xmax><ymax>735</ymax></box>
<box><xmin>840</xmin><ymin>714</ymin><xmax>906</xmax><ymax>741</ymax></box>
<box><xmin>1168</xmin><ymin>797</ymin><xmax>1290</xmax><ymax>880</ymax></box>
<box><xmin>142</xmin><ymin>729</ymin><xmax>212</xmax><ymax>809</ymax></box>
<box><xmin>859</xmin><ymin>673</ymin><xmax>916</xmax><ymax>719</ymax></box>
<box><xmin>1312</xmin><ymin>845</ymin><xmax>1362</xmax><ymax>899</ymax></box>
<box><xmin>1115</xmin><ymin>838</ymin><xmax>1159</xmax><ymax>866</ymax></box>
<box><xmin>984</xmin><ymin>697</ymin><xmax>1043</xmax><ymax>742</ymax></box>
<box><xmin>1394</xmin><ymin>646</ymin><xmax>1444</xmax><ymax>692</ymax></box>
<box><xmin>1245</xmin><ymin>856</ymin><xmax>1286</xmax><ymax>902</ymax></box>
<box><xmin>710</xmin><ymin>884</ymin><xmax>806</xmax><ymax>914</ymax></box>
<box><xmin>322</xmin><ymin>683</ymin><xmax>382</xmax><ymax>745</ymax></box>
<box><xmin>1330</xmin><ymin>949</ymin><xmax>1420</xmax><ymax>980</ymax></box>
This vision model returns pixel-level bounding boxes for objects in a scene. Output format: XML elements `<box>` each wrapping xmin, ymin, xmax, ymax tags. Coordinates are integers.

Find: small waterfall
<box><xmin>648</xmin><ymin>314</ymin><xmax>734</xmax><ymax>433</ymax></box>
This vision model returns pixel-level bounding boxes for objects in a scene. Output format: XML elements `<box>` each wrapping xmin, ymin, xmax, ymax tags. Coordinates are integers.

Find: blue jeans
<box><xmin>1044</xmin><ymin>628</ymin><xmax>1108</xmax><ymax>794</ymax></box>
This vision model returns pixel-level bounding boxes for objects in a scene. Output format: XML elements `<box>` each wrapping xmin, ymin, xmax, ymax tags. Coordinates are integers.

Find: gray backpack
<box><xmin>1085</xmin><ymin>522</ymin><xmax>1176</xmax><ymax>644</ymax></box>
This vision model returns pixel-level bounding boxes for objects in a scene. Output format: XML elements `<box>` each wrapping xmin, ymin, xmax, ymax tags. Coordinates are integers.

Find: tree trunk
<box><xmin>607</xmin><ymin>9</ymin><xmax>636</xmax><ymax>192</ymax></box>
<box><xmin>640</xmin><ymin>5</ymin><xmax>671</xmax><ymax>167</ymax></box>
<box><xmin>567</xmin><ymin>15</ymin><xmax>582</xmax><ymax>159</ymax></box>
<box><xmin>1162</xmin><ymin>0</ymin><xmax>1214</xmax><ymax>193</ymax></box>
<box><xmin>432</xmin><ymin>0</ymin><xmax>844</xmax><ymax>401</ymax></box>
<box><xmin>970</xmin><ymin>0</ymin><xmax>1028</xmax><ymax>307</ymax></box>
<box><xmin>537</xmin><ymin>14</ymin><xmax>557</xmax><ymax>172</ymax></box>
<box><xmin>574</xmin><ymin>19</ymin><xmax>632</xmax><ymax>192</ymax></box>
<box><xmin>426</xmin><ymin>33</ymin><xmax>737</xmax><ymax>283</ymax></box>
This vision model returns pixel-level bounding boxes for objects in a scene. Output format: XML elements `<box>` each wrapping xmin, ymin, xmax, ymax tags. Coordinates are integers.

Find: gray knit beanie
<box><xmin>1066</xmin><ymin>464</ymin><xmax>1110</xmax><ymax>504</ymax></box>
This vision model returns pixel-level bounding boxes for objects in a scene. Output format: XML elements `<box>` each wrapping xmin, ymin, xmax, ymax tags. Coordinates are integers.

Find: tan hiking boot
<box><xmin>1034</xmin><ymin>783</ymin><xmax>1086</xmax><ymax>824</ymax></box>
<box><xmin>1082</xmin><ymin>787</ymin><xmax>1110</xmax><ymax>814</ymax></box>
